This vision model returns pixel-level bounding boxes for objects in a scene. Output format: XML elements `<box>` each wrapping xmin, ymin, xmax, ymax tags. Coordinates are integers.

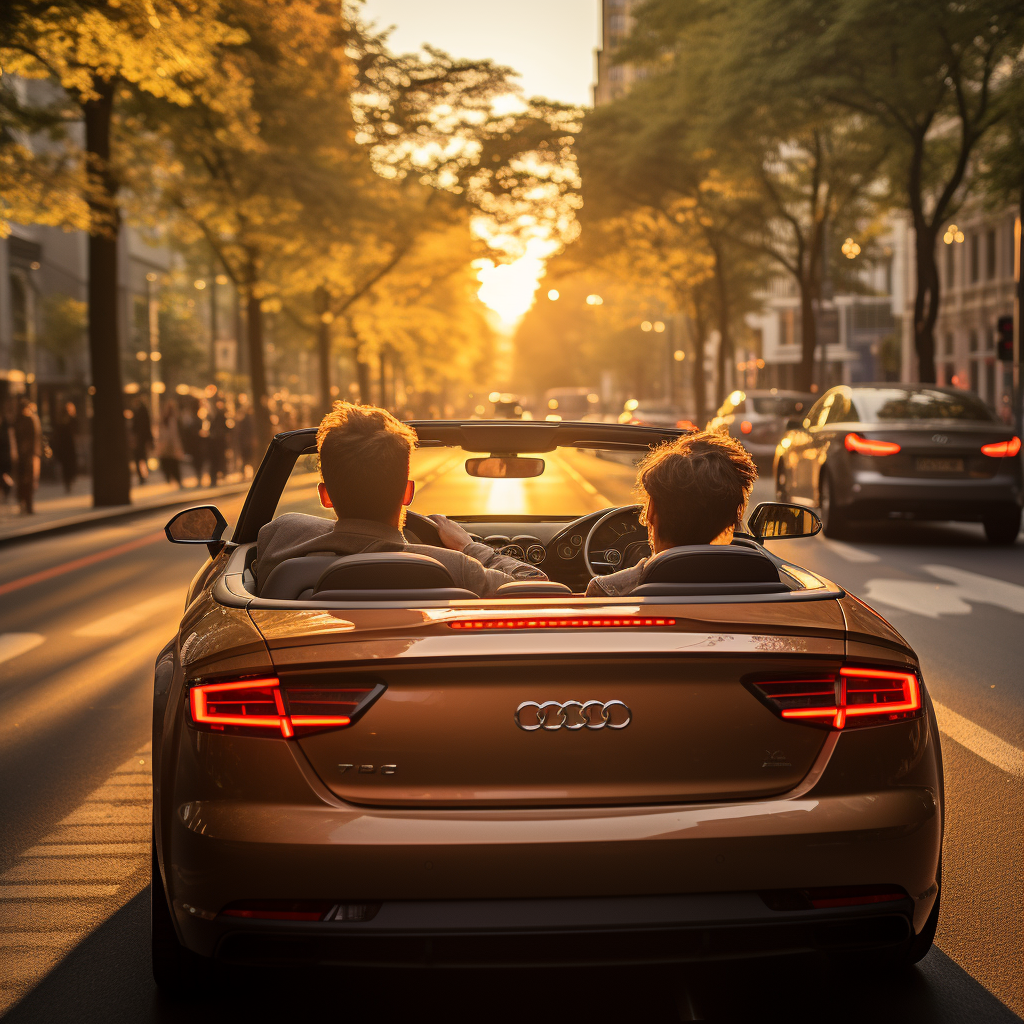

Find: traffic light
<box><xmin>996</xmin><ymin>315</ymin><xmax>1014</xmax><ymax>362</ymax></box>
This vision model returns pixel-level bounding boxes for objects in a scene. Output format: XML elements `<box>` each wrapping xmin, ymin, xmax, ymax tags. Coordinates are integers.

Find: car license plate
<box><xmin>917</xmin><ymin>457</ymin><xmax>963</xmax><ymax>473</ymax></box>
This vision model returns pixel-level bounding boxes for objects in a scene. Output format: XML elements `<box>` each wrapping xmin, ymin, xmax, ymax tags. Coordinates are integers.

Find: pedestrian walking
<box><xmin>235</xmin><ymin>399</ymin><xmax>255</xmax><ymax>478</ymax></box>
<box><xmin>0</xmin><ymin>401</ymin><xmax>14</xmax><ymax>503</ymax></box>
<box><xmin>179</xmin><ymin>399</ymin><xmax>203</xmax><ymax>486</ymax></box>
<box><xmin>52</xmin><ymin>401</ymin><xmax>79</xmax><ymax>493</ymax></box>
<box><xmin>130</xmin><ymin>397</ymin><xmax>153</xmax><ymax>484</ymax></box>
<box><xmin>208</xmin><ymin>399</ymin><xmax>228</xmax><ymax>484</ymax></box>
<box><xmin>13</xmin><ymin>397</ymin><xmax>42</xmax><ymax>514</ymax></box>
<box><xmin>156</xmin><ymin>399</ymin><xmax>185</xmax><ymax>486</ymax></box>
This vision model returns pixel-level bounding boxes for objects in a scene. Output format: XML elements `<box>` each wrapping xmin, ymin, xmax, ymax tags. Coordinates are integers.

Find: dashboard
<box><xmin>405</xmin><ymin>508</ymin><xmax>650</xmax><ymax>589</ymax></box>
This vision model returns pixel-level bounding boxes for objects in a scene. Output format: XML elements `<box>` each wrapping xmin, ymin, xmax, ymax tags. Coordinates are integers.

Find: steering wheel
<box><xmin>402</xmin><ymin>510</ymin><xmax>443</xmax><ymax>547</ymax></box>
<box><xmin>582</xmin><ymin>504</ymin><xmax>649</xmax><ymax>578</ymax></box>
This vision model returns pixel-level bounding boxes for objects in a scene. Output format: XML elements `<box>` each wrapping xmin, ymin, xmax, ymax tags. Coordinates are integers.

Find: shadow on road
<box><xmin>4</xmin><ymin>889</ymin><xmax>1020</xmax><ymax>1023</ymax></box>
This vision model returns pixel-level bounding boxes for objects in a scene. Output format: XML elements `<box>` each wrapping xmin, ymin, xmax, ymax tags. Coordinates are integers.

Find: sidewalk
<box><xmin>0</xmin><ymin>470</ymin><xmax>251</xmax><ymax>544</ymax></box>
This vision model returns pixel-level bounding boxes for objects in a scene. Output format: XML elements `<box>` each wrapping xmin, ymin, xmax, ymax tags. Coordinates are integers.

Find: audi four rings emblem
<box><xmin>514</xmin><ymin>700</ymin><xmax>632</xmax><ymax>731</ymax></box>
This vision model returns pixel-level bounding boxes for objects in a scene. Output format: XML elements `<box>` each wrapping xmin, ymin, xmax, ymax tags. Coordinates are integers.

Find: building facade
<box><xmin>593</xmin><ymin>0</ymin><xmax>647</xmax><ymax>105</ymax></box>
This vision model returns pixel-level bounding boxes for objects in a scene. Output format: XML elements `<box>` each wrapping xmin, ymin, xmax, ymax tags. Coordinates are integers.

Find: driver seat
<box><xmin>631</xmin><ymin>545</ymin><xmax>790</xmax><ymax>597</ymax></box>
<box><xmin>259</xmin><ymin>552</ymin><xmax>476</xmax><ymax>601</ymax></box>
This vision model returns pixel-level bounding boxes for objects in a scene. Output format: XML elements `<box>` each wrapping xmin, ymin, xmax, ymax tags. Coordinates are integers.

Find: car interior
<box><xmin>166</xmin><ymin>422</ymin><xmax>831</xmax><ymax>606</ymax></box>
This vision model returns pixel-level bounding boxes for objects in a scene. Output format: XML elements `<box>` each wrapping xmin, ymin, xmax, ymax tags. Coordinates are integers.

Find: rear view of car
<box><xmin>774</xmin><ymin>385</ymin><xmax>1023</xmax><ymax>543</ymax></box>
<box><xmin>709</xmin><ymin>390</ymin><xmax>815</xmax><ymax>465</ymax></box>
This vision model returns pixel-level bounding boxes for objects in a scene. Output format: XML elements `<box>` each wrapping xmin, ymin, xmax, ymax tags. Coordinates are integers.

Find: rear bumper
<box><xmin>204</xmin><ymin>892</ymin><xmax>914</xmax><ymax>967</ymax></box>
<box><xmin>166</xmin><ymin>780</ymin><xmax>941</xmax><ymax>959</ymax></box>
<box><xmin>840</xmin><ymin>470</ymin><xmax>1022</xmax><ymax>520</ymax></box>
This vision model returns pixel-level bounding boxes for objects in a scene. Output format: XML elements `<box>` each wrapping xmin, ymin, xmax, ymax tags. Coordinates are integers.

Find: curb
<box><xmin>0</xmin><ymin>481</ymin><xmax>251</xmax><ymax>547</ymax></box>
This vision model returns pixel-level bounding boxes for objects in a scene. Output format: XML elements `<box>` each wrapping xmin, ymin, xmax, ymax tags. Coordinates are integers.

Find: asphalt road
<box><xmin>0</xmin><ymin>450</ymin><xmax>1020</xmax><ymax>1022</ymax></box>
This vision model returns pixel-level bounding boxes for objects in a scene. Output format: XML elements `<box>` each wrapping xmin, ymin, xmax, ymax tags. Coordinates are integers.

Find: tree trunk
<box><xmin>796</xmin><ymin>280</ymin><xmax>817</xmax><ymax>393</ymax></box>
<box><xmin>244</xmin><ymin>283</ymin><xmax>272</xmax><ymax>449</ymax></box>
<box><xmin>710</xmin><ymin>239</ymin><xmax>731</xmax><ymax>407</ymax></box>
<box><xmin>688</xmin><ymin>290</ymin><xmax>708</xmax><ymax>423</ymax></box>
<box><xmin>913</xmin><ymin>227</ymin><xmax>939</xmax><ymax>383</ymax></box>
<box><xmin>82</xmin><ymin>79</ymin><xmax>131</xmax><ymax>507</ymax></box>
<box><xmin>314</xmin><ymin>286</ymin><xmax>332</xmax><ymax>417</ymax></box>
<box><xmin>355</xmin><ymin>354</ymin><xmax>371</xmax><ymax>404</ymax></box>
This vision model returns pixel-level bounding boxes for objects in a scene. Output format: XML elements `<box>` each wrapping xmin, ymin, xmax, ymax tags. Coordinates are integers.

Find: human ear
<box><xmin>402</xmin><ymin>480</ymin><xmax>415</xmax><ymax>506</ymax></box>
<box><xmin>318</xmin><ymin>482</ymin><xmax>334</xmax><ymax>509</ymax></box>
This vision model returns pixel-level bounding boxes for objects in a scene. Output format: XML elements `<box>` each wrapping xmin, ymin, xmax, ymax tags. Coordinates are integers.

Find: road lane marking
<box><xmin>0</xmin><ymin>633</ymin><xmax>44</xmax><ymax>667</ymax></box>
<box><xmin>817</xmin><ymin>537</ymin><xmax>880</xmax><ymax>562</ymax></box>
<box><xmin>933</xmin><ymin>701</ymin><xmax>1023</xmax><ymax>777</ymax></box>
<box><xmin>862</xmin><ymin>565</ymin><xmax>1024</xmax><ymax>619</ymax></box>
<box><xmin>73</xmin><ymin>589</ymin><xmax>181</xmax><ymax>638</ymax></box>
<box><xmin>0</xmin><ymin>744</ymin><xmax>152</xmax><ymax>1011</ymax></box>
<box><xmin>0</xmin><ymin>531</ymin><xmax>165</xmax><ymax>598</ymax></box>
<box><xmin>555</xmin><ymin>453</ymin><xmax>612</xmax><ymax>507</ymax></box>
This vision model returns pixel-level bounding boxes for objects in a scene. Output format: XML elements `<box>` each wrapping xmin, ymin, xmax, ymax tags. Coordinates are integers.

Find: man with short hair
<box><xmin>255</xmin><ymin>402</ymin><xmax>546</xmax><ymax>597</ymax></box>
<box><xmin>586</xmin><ymin>431</ymin><xmax>758</xmax><ymax>597</ymax></box>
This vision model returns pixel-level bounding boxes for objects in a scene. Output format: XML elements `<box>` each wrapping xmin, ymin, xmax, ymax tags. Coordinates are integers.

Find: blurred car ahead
<box><xmin>709</xmin><ymin>389</ymin><xmax>815</xmax><ymax>464</ymax></box>
<box><xmin>773</xmin><ymin>384</ymin><xmax>1023</xmax><ymax>544</ymax></box>
<box><xmin>489</xmin><ymin>392</ymin><xmax>523</xmax><ymax>419</ymax></box>
<box><xmin>619</xmin><ymin>399</ymin><xmax>698</xmax><ymax>431</ymax></box>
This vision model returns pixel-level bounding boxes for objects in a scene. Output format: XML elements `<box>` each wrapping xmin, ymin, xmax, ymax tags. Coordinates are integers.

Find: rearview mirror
<box><xmin>165</xmin><ymin>505</ymin><xmax>228</xmax><ymax>554</ymax></box>
<box><xmin>747</xmin><ymin>502</ymin><xmax>822</xmax><ymax>541</ymax></box>
<box><xmin>465</xmin><ymin>457</ymin><xmax>545</xmax><ymax>479</ymax></box>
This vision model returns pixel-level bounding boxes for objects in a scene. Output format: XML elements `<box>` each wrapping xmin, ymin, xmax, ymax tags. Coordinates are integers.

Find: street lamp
<box><xmin>547</xmin><ymin>289</ymin><xmax>559</xmax><ymax>301</ymax></box>
<box><xmin>641</xmin><ymin>321</ymin><xmax>653</xmax><ymax>332</ymax></box>
<box><xmin>585</xmin><ymin>294</ymin><xmax>603</xmax><ymax>306</ymax></box>
<box><xmin>841</xmin><ymin>238</ymin><xmax>861</xmax><ymax>259</ymax></box>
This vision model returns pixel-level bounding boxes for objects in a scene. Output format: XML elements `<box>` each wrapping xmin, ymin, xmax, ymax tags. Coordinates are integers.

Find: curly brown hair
<box><xmin>317</xmin><ymin>402</ymin><xmax>417</xmax><ymax>521</ymax></box>
<box><xmin>636</xmin><ymin>430</ymin><xmax>757</xmax><ymax>547</ymax></box>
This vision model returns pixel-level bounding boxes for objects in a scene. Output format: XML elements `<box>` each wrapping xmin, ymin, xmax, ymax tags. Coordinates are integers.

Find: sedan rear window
<box><xmin>852</xmin><ymin>388</ymin><xmax>995</xmax><ymax>422</ymax></box>
<box><xmin>751</xmin><ymin>397</ymin><xmax>810</xmax><ymax>417</ymax></box>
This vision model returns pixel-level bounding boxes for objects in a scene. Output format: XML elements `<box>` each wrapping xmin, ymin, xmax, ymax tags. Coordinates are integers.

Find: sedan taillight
<box><xmin>845</xmin><ymin>433</ymin><xmax>901</xmax><ymax>456</ymax></box>
<box><xmin>751</xmin><ymin>666</ymin><xmax>922</xmax><ymax>729</ymax></box>
<box><xmin>188</xmin><ymin>676</ymin><xmax>380</xmax><ymax>737</ymax></box>
<box><xmin>980</xmin><ymin>436</ymin><xmax>1021</xmax><ymax>457</ymax></box>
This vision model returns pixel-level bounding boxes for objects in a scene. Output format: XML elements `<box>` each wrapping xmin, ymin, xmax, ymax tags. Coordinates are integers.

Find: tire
<box><xmin>151</xmin><ymin>835</ymin><xmax>211</xmax><ymax>996</ymax></box>
<box><xmin>983</xmin><ymin>508</ymin><xmax>1021</xmax><ymax>545</ymax></box>
<box><xmin>818</xmin><ymin>471</ymin><xmax>849</xmax><ymax>539</ymax></box>
<box><xmin>774</xmin><ymin>464</ymin><xmax>787</xmax><ymax>502</ymax></box>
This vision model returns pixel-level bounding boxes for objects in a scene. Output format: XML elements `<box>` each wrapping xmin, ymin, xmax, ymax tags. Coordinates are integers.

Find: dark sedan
<box><xmin>773</xmin><ymin>385</ymin><xmax>1022</xmax><ymax>543</ymax></box>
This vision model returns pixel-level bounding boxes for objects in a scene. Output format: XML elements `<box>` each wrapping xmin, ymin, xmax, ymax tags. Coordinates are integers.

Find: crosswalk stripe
<box><xmin>0</xmin><ymin>744</ymin><xmax>152</xmax><ymax>1009</ymax></box>
<box><xmin>73</xmin><ymin>590</ymin><xmax>181</xmax><ymax>638</ymax></box>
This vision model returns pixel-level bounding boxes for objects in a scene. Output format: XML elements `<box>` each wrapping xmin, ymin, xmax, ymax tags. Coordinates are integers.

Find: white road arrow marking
<box><xmin>861</xmin><ymin>565</ymin><xmax>1024</xmax><ymax>619</ymax></box>
<box><xmin>933</xmin><ymin>701</ymin><xmax>1023</xmax><ymax>778</ymax></box>
<box><xmin>0</xmin><ymin>633</ymin><xmax>45</xmax><ymax>667</ymax></box>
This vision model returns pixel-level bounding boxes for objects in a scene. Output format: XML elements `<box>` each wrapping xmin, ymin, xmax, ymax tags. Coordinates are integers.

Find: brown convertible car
<box><xmin>151</xmin><ymin>420</ymin><xmax>943</xmax><ymax>990</ymax></box>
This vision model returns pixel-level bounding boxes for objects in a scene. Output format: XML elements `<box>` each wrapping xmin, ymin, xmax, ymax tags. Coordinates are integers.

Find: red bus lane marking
<box><xmin>0</xmin><ymin>531</ymin><xmax>166</xmax><ymax>599</ymax></box>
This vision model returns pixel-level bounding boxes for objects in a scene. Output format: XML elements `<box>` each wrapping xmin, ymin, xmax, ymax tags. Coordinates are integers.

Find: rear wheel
<box><xmin>818</xmin><ymin>471</ymin><xmax>849</xmax><ymax>539</ymax></box>
<box><xmin>983</xmin><ymin>508</ymin><xmax>1021</xmax><ymax>545</ymax></box>
<box><xmin>151</xmin><ymin>835</ymin><xmax>211</xmax><ymax>996</ymax></box>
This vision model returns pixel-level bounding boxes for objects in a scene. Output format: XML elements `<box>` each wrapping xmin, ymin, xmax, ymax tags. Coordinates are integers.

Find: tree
<box><xmin>735</xmin><ymin>0</ymin><xmax>1024</xmax><ymax>381</ymax></box>
<box><xmin>2</xmin><ymin>0</ymin><xmax>244</xmax><ymax>504</ymax></box>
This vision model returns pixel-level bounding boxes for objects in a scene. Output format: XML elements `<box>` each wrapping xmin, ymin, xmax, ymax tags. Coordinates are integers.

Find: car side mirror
<box><xmin>165</xmin><ymin>505</ymin><xmax>228</xmax><ymax>555</ymax></box>
<box><xmin>747</xmin><ymin>502</ymin><xmax>822</xmax><ymax>541</ymax></box>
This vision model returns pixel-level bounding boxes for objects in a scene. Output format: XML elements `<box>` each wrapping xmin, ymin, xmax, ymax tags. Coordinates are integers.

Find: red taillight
<box><xmin>189</xmin><ymin>677</ymin><xmax>363</xmax><ymax>737</ymax></box>
<box><xmin>752</xmin><ymin>667</ymin><xmax>922</xmax><ymax>729</ymax></box>
<box><xmin>219</xmin><ymin>900</ymin><xmax>380</xmax><ymax>922</ymax></box>
<box><xmin>450</xmin><ymin>617</ymin><xmax>676</xmax><ymax>630</ymax></box>
<box><xmin>762</xmin><ymin>885</ymin><xmax>908</xmax><ymax>911</ymax></box>
<box><xmin>845</xmin><ymin>433</ymin><xmax>901</xmax><ymax>456</ymax></box>
<box><xmin>980</xmin><ymin>436</ymin><xmax>1021</xmax><ymax>457</ymax></box>
<box><xmin>740</xmin><ymin>420</ymin><xmax>753</xmax><ymax>434</ymax></box>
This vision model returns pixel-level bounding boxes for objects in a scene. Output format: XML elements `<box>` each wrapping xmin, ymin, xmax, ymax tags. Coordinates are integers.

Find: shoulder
<box><xmin>258</xmin><ymin>513</ymin><xmax>333</xmax><ymax>545</ymax></box>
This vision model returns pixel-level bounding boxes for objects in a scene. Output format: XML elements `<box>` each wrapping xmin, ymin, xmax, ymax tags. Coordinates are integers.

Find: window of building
<box><xmin>985</xmin><ymin>229</ymin><xmax>997</xmax><ymax>280</ymax></box>
<box><xmin>945</xmin><ymin>242</ymin><xmax>955</xmax><ymax>288</ymax></box>
<box><xmin>969</xmin><ymin>329</ymin><xmax>978</xmax><ymax>353</ymax></box>
<box><xmin>942</xmin><ymin>332</ymin><xmax>952</xmax><ymax>356</ymax></box>
<box><xmin>608</xmin><ymin>64</ymin><xmax>624</xmax><ymax>81</ymax></box>
<box><xmin>941</xmin><ymin>363</ymin><xmax>956</xmax><ymax>386</ymax></box>
<box><xmin>969</xmin><ymin>233</ymin><xmax>979</xmax><ymax>283</ymax></box>
<box><xmin>985</xmin><ymin>359</ymin><xmax>995</xmax><ymax>404</ymax></box>
<box><xmin>969</xmin><ymin>360</ymin><xmax>980</xmax><ymax>395</ymax></box>
<box><xmin>609</xmin><ymin>13</ymin><xmax>629</xmax><ymax>31</ymax></box>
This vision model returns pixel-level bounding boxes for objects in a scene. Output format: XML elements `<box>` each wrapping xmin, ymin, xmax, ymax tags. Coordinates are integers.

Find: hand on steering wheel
<box><xmin>582</xmin><ymin>504</ymin><xmax>646</xmax><ymax>579</ymax></box>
